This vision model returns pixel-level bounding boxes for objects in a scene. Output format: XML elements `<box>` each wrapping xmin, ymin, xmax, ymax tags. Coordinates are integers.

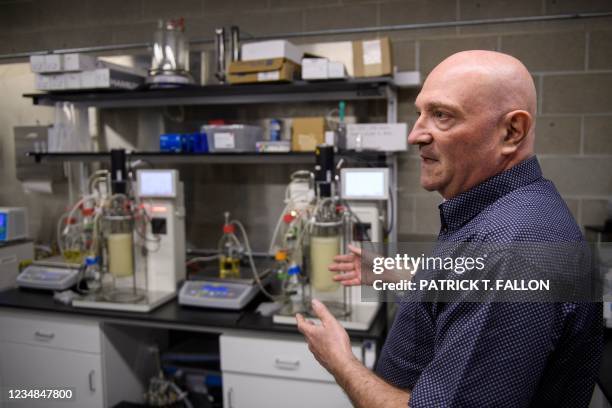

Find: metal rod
<box><xmin>0</xmin><ymin>12</ymin><xmax>611</xmax><ymax>61</ymax></box>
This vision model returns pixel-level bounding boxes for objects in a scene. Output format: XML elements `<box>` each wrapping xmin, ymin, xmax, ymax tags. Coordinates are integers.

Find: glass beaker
<box><xmin>102</xmin><ymin>214</ymin><xmax>143</xmax><ymax>303</ymax></box>
<box><xmin>309</xmin><ymin>220</ymin><xmax>342</xmax><ymax>293</ymax></box>
<box><xmin>150</xmin><ymin>18</ymin><xmax>189</xmax><ymax>76</ymax></box>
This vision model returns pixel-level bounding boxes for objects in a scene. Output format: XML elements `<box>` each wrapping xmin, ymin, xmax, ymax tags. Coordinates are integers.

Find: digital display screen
<box><xmin>203</xmin><ymin>284</ymin><xmax>228</xmax><ymax>292</ymax></box>
<box><xmin>139</xmin><ymin>171</ymin><xmax>175</xmax><ymax>197</ymax></box>
<box><xmin>343</xmin><ymin>170</ymin><xmax>387</xmax><ymax>199</ymax></box>
<box><xmin>0</xmin><ymin>213</ymin><xmax>6</xmax><ymax>241</ymax></box>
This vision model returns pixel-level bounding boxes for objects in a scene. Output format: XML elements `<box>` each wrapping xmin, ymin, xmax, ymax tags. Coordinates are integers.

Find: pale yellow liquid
<box><xmin>310</xmin><ymin>235</ymin><xmax>340</xmax><ymax>292</ymax></box>
<box><xmin>107</xmin><ymin>233</ymin><xmax>134</xmax><ymax>278</ymax></box>
<box><xmin>219</xmin><ymin>256</ymin><xmax>241</xmax><ymax>279</ymax></box>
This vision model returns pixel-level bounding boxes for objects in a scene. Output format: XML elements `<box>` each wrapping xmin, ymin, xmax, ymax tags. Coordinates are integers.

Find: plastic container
<box><xmin>84</xmin><ymin>256</ymin><xmax>101</xmax><ymax>293</ymax></box>
<box><xmin>203</xmin><ymin>125</ymin><xmax>264</xmax><ymax>152</ymax></box>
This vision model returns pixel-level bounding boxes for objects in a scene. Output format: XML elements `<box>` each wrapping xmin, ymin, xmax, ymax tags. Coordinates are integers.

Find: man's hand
<box><xmin>329</xmin><ymin>243</ymin><xmax>363</xmax><ymax>286</ymax></box>
<box><xmin>297</xmin><ymin>299</ymin><xmax>411</xmax><ymax>408</ymax></box>
<box><xmin>296</xmin><ymin>299</ymin><xmax>358</xmax><ymax>374</ymax></box>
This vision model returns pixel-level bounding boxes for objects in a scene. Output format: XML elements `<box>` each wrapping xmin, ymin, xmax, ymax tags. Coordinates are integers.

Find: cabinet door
<box><xmin>0</xmin><ymin>342</ymin><xmax>103</xmax><ymax>408</ymax></box>
<box><xmin>223</xmin><ymin>372</ymin><xmax>352</xmax><ymax>408</ymax></box>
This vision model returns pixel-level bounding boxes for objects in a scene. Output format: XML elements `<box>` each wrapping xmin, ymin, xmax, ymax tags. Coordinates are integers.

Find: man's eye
<box><xmin>434</xmin><ymin>111</ymin><xmax>449</xmax><ymax>120</ymax></box>
<box><xmin>415</xmin><ymin>111</ymin><xmax>421</xmax><ymax>117</ymax></box>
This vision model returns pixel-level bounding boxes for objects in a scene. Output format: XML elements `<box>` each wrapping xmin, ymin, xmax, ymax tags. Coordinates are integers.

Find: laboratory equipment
<box><xmin>148</xmin><ymin>18</ymin><xmax>194</xmax><ymax>85</ymax></box>
<box><xmin>270</xmin><ymin>146</ymin><xmax>387</xmax><ymax>330</ymax></box>
<box><xmin>2</xmin><ymin>240</ymin><xmax>34</xmax><ymax>290</ymax></box>
<box><xmin>218</xmin><ymin>212</ymin><xmax>242</xmax><ymax>279</ymax></box>
<box><xmin>83</xmin><ymin>256</ymin><xmax>101</xmax><ymax>293</ymax></box>
<box><xmin>17</xmin><ymin>257</ymin><xmax>80</xmax><ymax>291</ymax></box>
<box><xmin>178</xmin><ymin>280</ymin><xmax>260</xmax><ymax>310</ymax></box>
<box><xmin>341</xmin><ymin>167</ymin><xmax>389</xmax><ymax>242</ymax></box>
<box><xmin>0</xmin><ymin>207</ymin><xmax>28</xmax><ymax>242</ymax></box>
<box><xmin>230</xmin><ymin>26</ymin><xmax>240</xmax><ymax>62</ymax></box>
<box><xmin>69</xmin><ymin>155</ymin><xmax>186</xmax><ymax>312</ymax></box>
<box><xmin>214</xmin><ymin>27</ymin><xmax>226</xmax><ymax>83</ymax></box>
<box><xmin>179</xmin><ymin>212</ymin><xmax>272</xmax><ymax>310</ymax></box>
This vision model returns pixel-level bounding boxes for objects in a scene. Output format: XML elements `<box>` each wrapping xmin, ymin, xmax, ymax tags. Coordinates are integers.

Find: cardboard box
<box><xmin>353</xmin><ymin>37</ymin><xmax>392</xmax><ymax>77</ymax></box>
<box><xmin>242</xmin><ymin>40</ymin><xmax>302</xmax><ymax>65</ymax></box>
<box><xmin>346</xmin><ymin>123</ymin><xmax>408</xmax><ymax>152</ymax></box>
<box><xmin>292</xmin><ymin>117</ymin><xmax>326</xmax><ymax>152</ymax></box>
<box><xmin>228</xmin><ymin>58</ymin><xmax>300</xmax><ymax>84</ymax></box>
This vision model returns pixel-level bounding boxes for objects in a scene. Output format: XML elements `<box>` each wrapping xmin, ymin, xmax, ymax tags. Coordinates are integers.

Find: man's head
<box><xmin>408</xmin><ymin>50</ymin><xmax>536</xmax><ymax>199</ymax></box>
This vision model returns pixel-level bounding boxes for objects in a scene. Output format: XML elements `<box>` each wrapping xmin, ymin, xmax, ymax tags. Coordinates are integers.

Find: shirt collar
<box><xmin>438</xmin><ymin>156</ymin><xmax>543</xmax><ymax>233</ymax></box>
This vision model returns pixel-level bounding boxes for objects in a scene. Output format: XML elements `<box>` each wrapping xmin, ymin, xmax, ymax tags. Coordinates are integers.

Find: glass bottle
<box><xmin>218</xmin><ymin>212</ymin><xmax>242</xmax><ymax>279</ymax></box>
<box><xmin>84</xmin><ymin>256</ymin><xmax>101</xmax><ymax>293</ymax></box>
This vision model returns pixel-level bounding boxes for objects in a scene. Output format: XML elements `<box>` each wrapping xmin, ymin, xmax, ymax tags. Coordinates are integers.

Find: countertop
<box><xmin>0</xmin><ymin>287</ymin><xmax>386</xmax><ymax>340</ymax></box>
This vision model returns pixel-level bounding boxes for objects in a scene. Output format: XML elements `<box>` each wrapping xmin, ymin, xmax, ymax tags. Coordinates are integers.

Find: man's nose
<box><xmin>407</xmin><ymin>116</ymin><xmax>433</xmax><ymax>146</ymax></box>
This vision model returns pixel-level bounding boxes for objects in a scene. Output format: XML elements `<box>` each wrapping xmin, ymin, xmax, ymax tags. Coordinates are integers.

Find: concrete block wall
<box><xmin>0</xmin><ymin>0</ymin><xmax>611</xmax><ymax>246</ymax></box>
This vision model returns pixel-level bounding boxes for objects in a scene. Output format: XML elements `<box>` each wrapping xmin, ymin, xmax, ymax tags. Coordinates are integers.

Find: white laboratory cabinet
<box><xmin>220</xmin><ymin>333</ymin><xmax>376</xmax><ymax>408</ymax></box>
<box><xmin>0</xmin><ymin>312</ymin><xmax>104</xmax><ymax>407</ymax></box>
<box><xmin>0</xmin><ymin>310</ymin><xmax>149</xmax><ymax>408</ymax></box>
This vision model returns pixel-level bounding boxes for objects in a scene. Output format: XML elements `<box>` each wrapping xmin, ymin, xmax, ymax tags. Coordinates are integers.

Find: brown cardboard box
<box><xmin>352</xmin><ymin>37</ymin><xmax>393</xmax><ymax>77</ymax></box>
<box><xmin>292</xmin><ymin>117</ymin><xmax>326</xmax><ymax>151</ymax></box>
<box><xmin>228</xmin><ymin>58</ymin><xmax>300</xmax><ymax>84</ymax></box>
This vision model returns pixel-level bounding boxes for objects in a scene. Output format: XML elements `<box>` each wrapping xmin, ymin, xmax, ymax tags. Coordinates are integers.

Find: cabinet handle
<box><xmin>227</xmin><ymin>387</ymin><xmax>234</xmax><ymax>408</ymax></box>
<box><xmin>34</xmin><ymin>331</ymin><xmax>55</xmax><ymax>341</ymax></box>
<box><xmin>274</xmin><ymin>357</ymin><xmax>300</xmax><ymax>370</ymax></box>
<box><xmin>88</xmin><ymin>370</ymin><xmax>96</xmax><ymax>392</ymax></box>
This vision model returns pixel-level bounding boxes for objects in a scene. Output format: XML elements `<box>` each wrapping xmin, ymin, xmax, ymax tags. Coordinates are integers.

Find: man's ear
<box><xmin>500</xmin><ymin>110</ymin><xmax>532</xmax><ymax>155</ymax></box>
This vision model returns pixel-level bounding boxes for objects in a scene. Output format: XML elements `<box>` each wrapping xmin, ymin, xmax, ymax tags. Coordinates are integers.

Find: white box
<box><xmin>300</xmin><ymin>41</ymin><xmax>354</xmax><ymax>76</ymax></box>
<box><xmin>44</xmin><ymin>54</ymin><xmax>63</xmax><ymax>72</ymax></box>
<box><xmin>346</xmin><ymin>123</ymin><xmax>408</xmax><ymax>152</ymax></box>
<box><xmin>30</xmin><ymin>54</ymin><xmax>62</xmax><ymax>73</ymax></box>
<box><xmin>63</xmin><ymin>53</ymin><xmax>97</xmax><ymax>72</ymax></box>
<box><xmin>38</xmin><ymin>73</ymin><xmax>66</xmax><ymax>90</ymax></box>
<box><xmin>81</xmin><ymin>70</ymin><xmax>97</xmax><ymax>88</ymax></box>
<box><xmin>327</xmin><ymin>61</ymin><xmax>346</xmax><ymax>79</ymax></box>
<box><xmin>34</xmin><ymin>74</ymin><xmax>50</xmax><ymax>90</ymax></box>
<box><xmin>29</xmin><ymin>55</ymin><xmax>46</xmax><ymax>73</ymax></box>
<box><xmin>302</xmin><ymin>58</ymin><xmax>328</xmax><ymax>80</ymax></box>
<box><xmin>91</xmin><ymin>68</ymin><xmax>144</xmax><ymax>89</ymax></box>
<box><xmin>242</xmin><ymin>40</ymin><xmax>302</xmax><ymax>65</ymax></box>
<box><xmin>64</xmin><ymin>72</ymin><xmax>82</xmax><ymax>89</ymax></box>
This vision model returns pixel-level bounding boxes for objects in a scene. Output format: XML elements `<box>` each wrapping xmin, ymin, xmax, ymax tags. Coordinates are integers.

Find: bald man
<box><xmin>297</xmin><ymin>51</ymin><xmax>602</xmax><ymax>407</ymax></box>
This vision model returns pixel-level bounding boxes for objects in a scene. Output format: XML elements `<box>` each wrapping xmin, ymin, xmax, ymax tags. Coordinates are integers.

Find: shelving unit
<box><xmin>24</xmin><ymin>76</ymin><xmax>420</xmax><ymax>242</ymax></box>
<box><xmin>26</xmin><ymin>151</ymin><xmax>390</xmax><ymax>165</ymax></box>
<box><xmin>23</xmin><ymin>77</ymin><xmax>404</xmax><ymax>122</ymax></box>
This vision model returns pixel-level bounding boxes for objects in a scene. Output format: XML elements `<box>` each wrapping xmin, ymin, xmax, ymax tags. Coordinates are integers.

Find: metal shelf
<box><xmin>26</xmin><ymin>151</ymin><xmax>390</xmax><ymax>165</ymax></box>
<box><xmin>23</xmin><ymin>77</ymin><xmax>404</xmax><ymax>108</ymax></box>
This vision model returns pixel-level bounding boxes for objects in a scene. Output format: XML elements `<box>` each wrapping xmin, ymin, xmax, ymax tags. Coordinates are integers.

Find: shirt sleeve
<box><xmin>408</xmin><ymin>301</ymin><xmax>561</xmax><ymax>408</ymax></box>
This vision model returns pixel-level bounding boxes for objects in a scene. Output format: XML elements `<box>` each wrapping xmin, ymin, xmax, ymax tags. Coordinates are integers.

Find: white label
<box><xmin>362</xmin><ymin>40</ymin><xmax>382</xmax><ymax>66</ymax></box>
<box><xmin>346</xmin><ymin>123</ymin><xmax>408</xmax><ymax>151</ymax></box>
<box><xmin>214</xmin><ymin>133</ymin><xmax>236</xmax><ymax>149</ymax></box>
<box><xmin>257</xmin><ymin>71</ymin><xmax>280</xmax><ymax>81</ymax></box>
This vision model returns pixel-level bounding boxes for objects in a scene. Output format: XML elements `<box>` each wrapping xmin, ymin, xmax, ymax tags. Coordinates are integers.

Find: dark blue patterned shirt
<box><xmin>376</xmin><ymin>156</ymin><xmax>603</xmax><ymax>407</ymax></box>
